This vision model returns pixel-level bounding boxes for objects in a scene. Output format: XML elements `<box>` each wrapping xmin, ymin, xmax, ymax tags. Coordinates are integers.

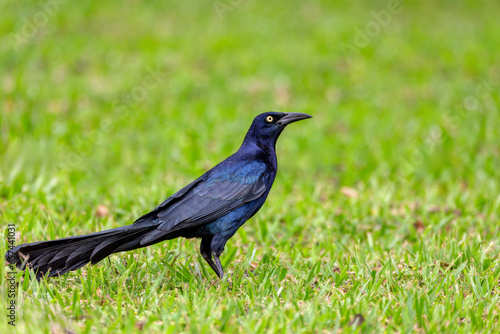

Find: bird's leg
<box><xmin>211</xmin><ymin>251</ymin><xmax>224</xmax><ymax>279</ymax></box>
<box><xmin>200</xmin><ymin>237</ymin><xmax>219</xmax><ymax>276</ymax></box>
<box><xmin>210</xmin><ymin>234</ymin><xmax>228</xmax><ymax>279</ymax></box>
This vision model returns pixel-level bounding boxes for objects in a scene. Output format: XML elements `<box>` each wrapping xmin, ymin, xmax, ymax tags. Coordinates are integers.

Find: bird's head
<box><xmin>242</xmin><ymin>112</ymin><xmax>313</xmax><ymax>150</ymax></box>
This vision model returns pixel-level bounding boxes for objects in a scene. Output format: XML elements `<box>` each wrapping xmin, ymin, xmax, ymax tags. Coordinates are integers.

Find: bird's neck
<box><xmin>239</xmin><ymin>137</ymin><xmax>278</xmax><ymax>170</ymax></box>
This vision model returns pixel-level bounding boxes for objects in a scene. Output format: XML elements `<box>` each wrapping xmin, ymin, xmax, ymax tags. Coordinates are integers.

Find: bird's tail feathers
<box><xmin>5</xmin><ymin>225</ymin><xmax>156</xmax><ymax>279</ymax></box>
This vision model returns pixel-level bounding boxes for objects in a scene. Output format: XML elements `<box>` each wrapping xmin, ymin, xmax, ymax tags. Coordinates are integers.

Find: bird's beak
<box><xmin>277</xmin><ymin>112</ymin><xmax>313</xmax><ymax>126</ymax></box>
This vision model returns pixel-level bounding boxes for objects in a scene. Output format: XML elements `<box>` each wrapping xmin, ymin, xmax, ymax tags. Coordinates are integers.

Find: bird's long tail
<box><xmin>5</xmin><ymin>224</ymin><xmax>157</xmax><ymax>279</ymax></box>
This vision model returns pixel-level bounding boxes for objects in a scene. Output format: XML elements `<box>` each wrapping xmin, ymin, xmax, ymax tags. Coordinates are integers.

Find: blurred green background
<box><xmin>1</xmin><ymin>0</ymin><xmax>499</xmax><ymax>333</ymax></box>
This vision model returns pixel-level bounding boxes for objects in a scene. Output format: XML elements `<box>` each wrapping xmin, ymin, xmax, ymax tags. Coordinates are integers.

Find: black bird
<box><xmin>5</xmin><ymin>112</ymin><xmax>312</xmax><ymax>279</ymax></box>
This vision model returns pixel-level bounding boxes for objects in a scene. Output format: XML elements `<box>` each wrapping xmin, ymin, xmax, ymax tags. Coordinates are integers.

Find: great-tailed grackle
<box><xmin>5</xmin><ymin>112</ymin><xmax>312</xmax><ymax>279</ymax></box>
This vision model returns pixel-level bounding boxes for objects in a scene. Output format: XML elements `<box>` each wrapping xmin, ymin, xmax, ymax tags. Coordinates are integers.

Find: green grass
<box><xmin>1</xmin><ymin>0</ymin><xmax>500</xmax><ymax>332</ymax></box>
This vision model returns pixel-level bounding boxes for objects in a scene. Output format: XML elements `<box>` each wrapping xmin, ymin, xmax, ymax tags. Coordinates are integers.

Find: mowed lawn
<box><xmin>1</xmin><ymin>0</ymin><xmax>500</xmax><ymax>333</ymax></box>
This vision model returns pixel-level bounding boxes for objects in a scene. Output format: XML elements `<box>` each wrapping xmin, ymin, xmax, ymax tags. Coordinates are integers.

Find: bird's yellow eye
<box><xmin>266</xmin><ymin>116</ymin><xmax>274</xmax><ymax>123</ymax></box>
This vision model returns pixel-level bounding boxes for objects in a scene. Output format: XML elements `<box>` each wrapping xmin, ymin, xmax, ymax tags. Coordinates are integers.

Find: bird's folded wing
<box><xmin>133</xmin><ymin>177</ymin><xmax>205</xmax><ymax>224</ymax></box>
<box><xmin>155</xmin><ymin>175</ymin><xmax>267</xmax><ymax>232</ymax></box>
<box><xmin>134</xmin><ymin>171</ymin><xmax>269</xmax><ymax>246</ymax></box>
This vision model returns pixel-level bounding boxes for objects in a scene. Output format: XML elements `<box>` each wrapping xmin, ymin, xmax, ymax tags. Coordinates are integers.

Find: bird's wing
<box><xmin>155</xmin><ymin>173</ymin><xmax>268</xmax><ymax>231</ymax></box>
<box><xmin>135</xmin><ymin>165</ymin><xmax>270</xmax><ymax>245</ymax></box>
<box><xmin>133</xmin><ymin>177</ymin><xmax>205</xmax><ymax>224</ymax></box>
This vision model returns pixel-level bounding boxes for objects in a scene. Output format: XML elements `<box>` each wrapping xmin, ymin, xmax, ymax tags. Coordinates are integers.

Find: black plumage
<box><xmin>5</xmin><ymin>112</ymin><xmax>312</xmax><ymax>279</ymax></box>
